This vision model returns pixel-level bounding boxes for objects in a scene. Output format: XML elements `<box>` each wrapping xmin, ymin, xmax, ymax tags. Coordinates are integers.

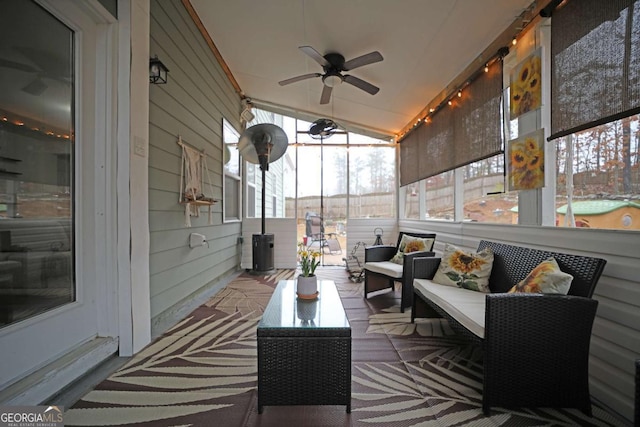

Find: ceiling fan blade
<box><xmin>299</xmin><ymin>46</ymin><xmax>330</xmax><ymax>67</ymax></box>
<box><xmin>343</xmin><ymin>75</ymin><xmax>379</xmax><ymax>95</ymax></box>
<box><xmin>278</xmin><ymin>73</ymin><xmax>321</xmax><ymax>86</ymax></box>
<box><xmin>320</xmin><ymin>85</ymin><xmax>332</xmax><ymax>104</ymax></box>
<box><xmin>343</xmin><ymin>51</ymin><xmax>383</xmax><ymax>71</ymax></box>
<box><xmin>0</xmin><ymin>58</ymin><xmax>39</xmax><ymax>73</ymax></box>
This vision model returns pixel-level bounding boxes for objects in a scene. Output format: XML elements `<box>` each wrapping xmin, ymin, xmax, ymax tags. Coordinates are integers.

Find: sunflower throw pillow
<box><xmin>432</xmin><ymin>244</ymin><xmax>494</xmax><ymax>292</ymax></box>
<box><xmin>390</xmin><ymin>235</ymin><xmax>435</xmax><ymax>265</ymax></box>
<box><xmin>508</xmin><ymin>257</ymin><xmax>573</xmax><ymax>294</ymax></box>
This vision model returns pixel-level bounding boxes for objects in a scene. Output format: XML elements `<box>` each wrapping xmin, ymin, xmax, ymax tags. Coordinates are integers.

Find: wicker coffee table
<box><xmin>257</xmin><ymin>279</ymin><xmax>351</xmax><ymax>413</ymax></box>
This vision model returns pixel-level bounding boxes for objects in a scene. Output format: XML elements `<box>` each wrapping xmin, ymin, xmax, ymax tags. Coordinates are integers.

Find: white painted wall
<box><xmin>241</xmin><ymin>218</ymin><xmax>298</xmax><ymax>270</ymax></box>
<box><xmin>345</xmin><ymin>218</ymin><xmax>398</xmax><ymax>250</ymax></box>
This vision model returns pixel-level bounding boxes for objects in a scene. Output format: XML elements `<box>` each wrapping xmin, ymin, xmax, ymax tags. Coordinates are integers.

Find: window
<box><xmin>423</xmin><ymin>170</ymin><xmax>455</xmax><ymax>221</ymax></box>
<box><xmin>223</xmin><ymin>119</ymin><xmax>241</xmax><ymax>222</ymax></box>
<box><xmin>247</xmin><ymin>108</ymin><xmax>396</xmax><ymax>225</ymax></box>
<box><xmin>549</xmin><ymin>0</ymin><xmax>640</xmax><ymax>231</ymax></box>
<box><xmin>348</xmin><ymin>140</ymin><xmax>396</xmax><ymax>219</ymax></box>
<box><xmin>463</xmin><ymin>155</ymin><xmax>514</xmax><ymax>223</ymax></box>
<box><xmin>555</xmin><ymin>115</ymin><xmax>640</xmax><ymax>230</ymax></box>
<box><xmin>403</xmin><ymin>183</ymin><xmax>420</xmax><ymax>219</ymax></box>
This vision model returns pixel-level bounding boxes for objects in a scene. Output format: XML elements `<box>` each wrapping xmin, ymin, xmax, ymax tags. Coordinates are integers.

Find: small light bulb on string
<box><xmin>512</xmin><ymin>36</ymin><xmax>517</xmax><ymax>46</ymax></box>
<box><xmin>484</xmin><ymin>64</ymin><xmax>489</xmax><ymax>73</ymax></box>
<box><xmin>447</xmin><ymin>99</ymin><xmax>453</xmax><ymax>106</ymax></box>
<box><xmin>457</xmin><ymin>90</ymin><xmax>462</xmax><ymax>98</ymax></box>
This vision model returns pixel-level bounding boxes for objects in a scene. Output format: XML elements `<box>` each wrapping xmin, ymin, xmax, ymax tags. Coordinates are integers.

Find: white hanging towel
<box><xmin>178</xmin><ymin>136</ymin><xmax>215</xmax><ymax>227</ymax></box>
<box><xmin>180</xmin><ymin>137</ymin><xmax>202</xmax><ymax>227</ymax></box>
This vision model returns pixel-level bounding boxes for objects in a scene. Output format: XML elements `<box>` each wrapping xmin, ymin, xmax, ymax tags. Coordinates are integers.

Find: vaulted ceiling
<box><xmin>190</xmin><ymin>0</ymin><xmax>536</xmax><ymax>138</ymax></box>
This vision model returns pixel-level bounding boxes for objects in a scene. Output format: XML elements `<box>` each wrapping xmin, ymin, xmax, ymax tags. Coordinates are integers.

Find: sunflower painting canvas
<box><xmin>510</xmin><ymin>48</ymin><xmax>542</xmax><ymax>120</ymax></box>
<box><xmin>508</xmin><ymin>129</ymin><xmax>545</xmax><ymax>190</ymax></box>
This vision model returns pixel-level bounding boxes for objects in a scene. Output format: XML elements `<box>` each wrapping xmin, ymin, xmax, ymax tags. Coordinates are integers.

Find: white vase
<box><xmin>296</xmin><ymin>275</ymin><xmax>318</xmax><ymax>298</ymax></box>
<box><xmin>296</xmin><ymin>300</ymin><xmax>317</xmax><ymax>323</ymax></box>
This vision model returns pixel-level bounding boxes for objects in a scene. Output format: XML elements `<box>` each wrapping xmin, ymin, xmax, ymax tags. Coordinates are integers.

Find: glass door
<box><xmin>0</xmin><ymin>0</ymin><xmax>106</xmax><ymax>389</ymax></box>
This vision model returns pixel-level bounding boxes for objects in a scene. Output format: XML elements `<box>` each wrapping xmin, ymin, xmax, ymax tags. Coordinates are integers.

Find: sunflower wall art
<box><xmin>510</xmin><ymin>48</ymin><xmax>542</xmax><ymax>120</ymax></box>
<box><xmin>508</xmin><ymin>129</ymin><xmax>545</xmax><ymax>190</ymax></box>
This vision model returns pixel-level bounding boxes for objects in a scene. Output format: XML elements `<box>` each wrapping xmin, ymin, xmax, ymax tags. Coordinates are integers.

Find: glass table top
<box><xmin>258</xmin><ymin>280</ymin><xmax>350</xmax><ymax>330</ymax></box>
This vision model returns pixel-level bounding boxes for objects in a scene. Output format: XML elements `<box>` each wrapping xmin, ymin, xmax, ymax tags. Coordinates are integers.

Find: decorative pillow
<box><xmin>508</xmin><ymin>257</ymin><xmax>573</xmax><ymax>294</ymax></box>
<box><xmin>390</xmin><ymin>235</ymin><xmax>435</xmax><ymax>265</ymax></box>
<box><xmin>432</xmin><ymin>244</ymin><xmax>494</xmax><ymax>292</ymax></box>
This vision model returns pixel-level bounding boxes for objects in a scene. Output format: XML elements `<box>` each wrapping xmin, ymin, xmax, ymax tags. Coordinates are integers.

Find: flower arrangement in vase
<box><xmin>296</xmin><ymin>242</ymin><xmax>320</xmax><ymax>298</ymax></box>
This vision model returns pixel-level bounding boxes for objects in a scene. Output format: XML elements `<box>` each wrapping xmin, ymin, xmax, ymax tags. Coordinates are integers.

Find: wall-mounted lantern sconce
<box><xmin>149</xmin><ymin>55</ymin><xmax>169</xmax><ymax>84</ymax></box>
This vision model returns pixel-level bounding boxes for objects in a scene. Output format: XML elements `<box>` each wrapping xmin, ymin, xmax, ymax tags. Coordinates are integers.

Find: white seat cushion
<box><xmin>364</xmin><ymin>261</ymin><xmax>403</xmax><ymax>279</ymax></box>
<box><xmin>413</xmin><ymin>278</ymin><xmax>486</xmax><ymax>339</ymax></box>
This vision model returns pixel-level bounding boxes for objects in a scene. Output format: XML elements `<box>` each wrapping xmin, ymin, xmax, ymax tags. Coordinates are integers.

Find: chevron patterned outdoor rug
<box><xmin>65</xmin><ymin>268</ymin><xmax>625</xmax><ymax>426</ymax></box>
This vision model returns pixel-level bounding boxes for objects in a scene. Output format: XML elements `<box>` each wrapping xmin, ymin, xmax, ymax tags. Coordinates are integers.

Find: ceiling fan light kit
<box><xmin>322</xmin><ymin>73</ymin><xmax>342</xmax><ymax>88</ymax></box>
<box><xmin>279</xmin><ymin>45</ymin><xmax>383</xmax><ymax>104</ymax></box>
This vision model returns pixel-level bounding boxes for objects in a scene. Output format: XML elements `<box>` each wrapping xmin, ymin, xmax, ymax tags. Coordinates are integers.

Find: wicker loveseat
<box><xmin>363</xmin><ymin>232</ymin><xmax>436</xmax><ymax>312</ymax></box>
<box><xmin>411</xmin><ymin>240</ymin><xmax>607</xmax><ymax>416</ymax></box>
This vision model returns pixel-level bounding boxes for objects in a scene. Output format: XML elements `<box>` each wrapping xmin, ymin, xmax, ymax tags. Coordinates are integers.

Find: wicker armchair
<box><xmin>412</xmin><ymin>240</ymin><xmax>607</xmax><ymax>416</ymax></box>
<box><xmin>364</xmin><ymin>232</ymin><xmax>435</xmax><ymax>312</ymax></box>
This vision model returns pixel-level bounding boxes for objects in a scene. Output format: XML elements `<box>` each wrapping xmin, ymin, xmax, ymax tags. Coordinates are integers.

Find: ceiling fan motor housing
<box><xmin>324</xmin><ymin>52</ymin><xmax>346</xmax><ymax>70</ymax></box>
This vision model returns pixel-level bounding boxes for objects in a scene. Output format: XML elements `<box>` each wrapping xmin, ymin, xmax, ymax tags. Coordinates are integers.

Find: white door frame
<box><xmin>0</xmin><ymin>0</ymin><xmax>121</xmax><ymax>403</ymax></box>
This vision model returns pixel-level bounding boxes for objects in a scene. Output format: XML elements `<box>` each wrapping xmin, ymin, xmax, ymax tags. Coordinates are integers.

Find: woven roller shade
<box><xmin>550</xmin><ymin>0</ymin><xmax>640</xmax><ymax>140</ymax></box>
<box><xmin>399</xmin><ymin>61</ymin><xmax>503</xmax><ymax>186</ymax></box>
<box><xmin>399</xmin><ymin>130</ymin><xmax>420</xmax><ymax>186</ymax></box>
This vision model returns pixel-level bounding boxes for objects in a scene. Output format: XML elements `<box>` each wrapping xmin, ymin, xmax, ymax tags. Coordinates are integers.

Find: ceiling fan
<box><xmin>279</xmin><ymin>46</ymin><xmax>383</xmax><ymax>104</ymax></box>
<box><xmin>0</xmin><ymin>46</ymin><xmax>71</xmax><ymax>96</ymax></box>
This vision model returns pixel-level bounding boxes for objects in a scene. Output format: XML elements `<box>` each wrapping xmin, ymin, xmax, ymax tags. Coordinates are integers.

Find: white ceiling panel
<box><xmin>191</xmin><ymin>0</ymin><xmax>535</xmax><ymax>137</ymax></box>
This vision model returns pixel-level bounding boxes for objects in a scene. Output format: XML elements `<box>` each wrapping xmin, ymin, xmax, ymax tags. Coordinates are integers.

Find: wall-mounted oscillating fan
<box><xmin>238</xmin><ymin>123</ymin><xmax>289</xmax><ymax>274</ymax></box>
<box><xmin>279</xmin><ymin>46</ymin><xmax>383</xmax><ymax>104</ymax></box>
<box><xmin>309</xmin><ymin>118</ymin><xmax>338</xmax><ymax>139</ymax></box>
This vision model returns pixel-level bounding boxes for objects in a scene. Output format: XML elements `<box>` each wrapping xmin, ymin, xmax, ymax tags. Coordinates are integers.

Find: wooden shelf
<box><xmin>180</xmin><ymin>199</ymin><xmax>218</xmax><ymax>206</ymax></box>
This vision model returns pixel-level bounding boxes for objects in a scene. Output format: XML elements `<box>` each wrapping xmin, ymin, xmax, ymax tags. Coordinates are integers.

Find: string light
<box><xmin>396</xmin><ymin>0</ymin><xmax>539</xmax><ymax>142</ymax></box>
<box><xmin>0</xmin><ymin>110</ymin><xmax>71</xmax><ymax>140</ymax></box>
<box><xmin>397</xmin><ymin>44</ymin><xmax>511</xmax><ymax>142</ymax></box>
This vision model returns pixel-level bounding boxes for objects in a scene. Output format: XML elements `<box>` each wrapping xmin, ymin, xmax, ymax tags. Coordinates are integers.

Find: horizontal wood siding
<box><xmin>399</xmin><ymin>218</ymin><xmax>640</xmax><ymax>422</ymax></box>
<box><xmin>346</xmin><ymin>218</ymin><xmax>398</xmax><ymax>249</ymax></box>
<box><xmin>241</xmin><ymin>218</ymin><xmax>298</xmax><ymax>270</ymax></box>
<box><xmin>149</xmin><ymin>0</ymin><xmax>242</xmax><ymax>331</ymax></box>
